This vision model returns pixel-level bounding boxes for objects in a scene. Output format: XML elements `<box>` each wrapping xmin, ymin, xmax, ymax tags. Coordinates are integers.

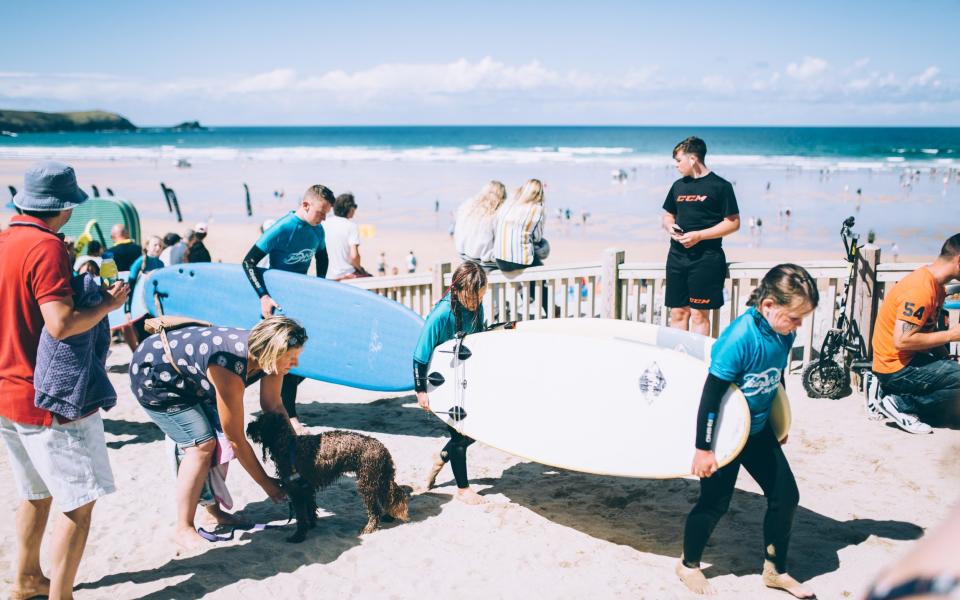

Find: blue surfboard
<box><xmin>141</xmin><ymin>264</ymin><xmax>424</xmax><ymax>391</ymax></box>
<box><xmin>107</xmin><ymin>274</ymin><xmax>150</xmax><ymax>329</ymax></box>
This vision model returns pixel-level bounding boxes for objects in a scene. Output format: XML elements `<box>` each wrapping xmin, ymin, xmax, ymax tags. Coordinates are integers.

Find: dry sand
<box><xmin>1</xmin><ymin>342</ymin><xmax>957</xmax><ymax>599</ymax></box>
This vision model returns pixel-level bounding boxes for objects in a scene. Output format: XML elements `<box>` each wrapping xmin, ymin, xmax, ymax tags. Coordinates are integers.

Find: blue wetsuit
<box><xmin>683</xmin><ymin>307</ymin><xmax>800</xmax><ymax>573</ymax></box>
<box><xmin>412</xmin><ymin>294</ymin><xmax>485</xmax><ymax>489</ymax></box>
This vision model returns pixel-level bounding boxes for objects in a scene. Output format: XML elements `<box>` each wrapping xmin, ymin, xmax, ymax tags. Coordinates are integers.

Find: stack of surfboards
<box><xmin>426</xmin><ymin>318</ymin><xmax>790</xmax><ymax>479</ymax></box>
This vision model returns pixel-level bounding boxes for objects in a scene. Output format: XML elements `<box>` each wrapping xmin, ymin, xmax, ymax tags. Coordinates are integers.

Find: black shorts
<box><xmin>665</xmin><ymin>247</ymin><xmax>727</xmax><ymax>309</ymax></box>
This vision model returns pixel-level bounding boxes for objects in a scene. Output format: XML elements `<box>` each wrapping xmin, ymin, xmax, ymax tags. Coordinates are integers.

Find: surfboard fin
<box><xmin>427</xmin><ymin>372</ymin><xmax>445</xmax><ymax>387</ymax></box>
<box><xmin>456</xmin><ymin>344</ymin><xmax>472</xmax><ymax>361</ymax></box>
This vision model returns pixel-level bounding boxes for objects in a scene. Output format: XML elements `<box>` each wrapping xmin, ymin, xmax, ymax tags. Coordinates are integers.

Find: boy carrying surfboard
<box><xmin>241</xmin><ymin>184</ymin><xmax>335</xmax><ymax>434</ymax></box>
<box><xmin>677</xmin><ymin>264</ymin><xmax>819</xmax><ymax>599</ymax></box>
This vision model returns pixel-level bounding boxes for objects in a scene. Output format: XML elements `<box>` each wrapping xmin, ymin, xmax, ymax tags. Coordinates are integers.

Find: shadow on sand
<box><xmin>295</xmin><ymin>395</ymin><xmax>448</xmax><ymax>439</ymax></box>
<box><xmin>485</xmin><ymin>462</ymin><xmax>923</xmax><ymax>582</ymax></box>
<box><xmin>76</xmin><ymin>484</ymin><xmax>448</xmax><ymax>598</ymax></box>
<box><xmin>103</xmin><ymin>417</ymin><xmax>165</xmax><ymax>449</ymax></box>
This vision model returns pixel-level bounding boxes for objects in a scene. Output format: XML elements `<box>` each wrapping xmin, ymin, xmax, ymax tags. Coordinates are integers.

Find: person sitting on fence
<box><xmin>454</xmin><ymin>180</ymin><xmax>507</xmax><ymax>272</ymax></box>
<box><xmin>867</xmin><ymin>233</ymin><xmax>960</xmax><ymax>434</ymax></box>
<box><xmin>494</xmin><ymin>179</ymin><xmax>552</xmax><ymax>316</ymax></box>
<box><xmin>413</xmin><ymin>261</ymin><xmax>488</xmax><ymax>505</ymax></box>
<box><xmin>677</xmin><ymin>263</ymin><xmax>819</xmax><ymax>599</ymax></box>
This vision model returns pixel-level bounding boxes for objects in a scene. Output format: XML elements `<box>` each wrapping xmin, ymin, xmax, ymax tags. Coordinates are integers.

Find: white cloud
<box><xmin>907</xmin><ymin>66</ymin><xmax>940</xmax><ymax>87</ymax></box>
<box><xmin>786</xmin><ymin>56</ymin><xmax>829</xmax><ymax>80</ymax></box>
<box><xmin>0</xmin><ymin>56</ymin><xmax>954</xmax><ymax>123</ymax></box>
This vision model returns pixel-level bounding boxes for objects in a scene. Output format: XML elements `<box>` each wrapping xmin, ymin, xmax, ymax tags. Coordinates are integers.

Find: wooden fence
<box><xmin>345</xmin><ymin>248</ymin><xmax>954</xmax><ymax>372</ymax></box>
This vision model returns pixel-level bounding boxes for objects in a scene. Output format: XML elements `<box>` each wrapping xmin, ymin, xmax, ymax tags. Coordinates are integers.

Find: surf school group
<box><xmin>1</xmin><ymin>133</ymin><xmax>959</xmax><ymax>600</ymax></box>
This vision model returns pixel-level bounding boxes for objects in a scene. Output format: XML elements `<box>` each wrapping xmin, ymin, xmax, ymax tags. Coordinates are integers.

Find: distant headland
<box><xmin>0</xmin><ymin>110</ymin><xmax>206</xmax><ymax>134</ymax></box>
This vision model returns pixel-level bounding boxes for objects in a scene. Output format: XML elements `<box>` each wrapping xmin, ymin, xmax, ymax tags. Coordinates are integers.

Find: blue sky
<box><xmin>1</xmin><ymin>0</ymin><xmax>957</xmax><ymax>125</ymax></box>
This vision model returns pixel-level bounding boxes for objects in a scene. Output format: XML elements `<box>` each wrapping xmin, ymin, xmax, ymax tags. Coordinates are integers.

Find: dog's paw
<box><xmin>360</xmin><ymin>523</ymin><xmax>379</xmax><ymax>535</ymax></box>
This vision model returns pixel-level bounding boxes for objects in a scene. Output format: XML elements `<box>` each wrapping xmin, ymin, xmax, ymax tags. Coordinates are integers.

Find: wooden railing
<box><xmin>344</xmin><ymin>249</ymin><xmax>953</xmax><ymax>371</ymax></box>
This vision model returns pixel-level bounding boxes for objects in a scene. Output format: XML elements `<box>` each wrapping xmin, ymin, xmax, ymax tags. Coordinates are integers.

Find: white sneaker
<box><xmin>862</xmin><ymin>372</ymin><xmax>885</xmax><ymax>422</ymax></box>
<box><xmin>878</xmin><ymin>394</ymin><xmax>933</xmax><ymax>434</ymax></box>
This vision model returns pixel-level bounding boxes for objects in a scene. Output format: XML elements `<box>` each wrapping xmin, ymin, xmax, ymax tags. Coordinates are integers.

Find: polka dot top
<box><xmin>129</xmin><ymin>326</ymin><xmax>263</xmax><ymax>411</ymax></box>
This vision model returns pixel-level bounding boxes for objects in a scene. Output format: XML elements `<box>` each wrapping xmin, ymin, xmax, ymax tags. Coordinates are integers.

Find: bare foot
<box><xmin>289</xmin><ymin>418</ymin><xmax>308</xmax><ymax>435</ymax></box>
<box><xmin>454</xmin><ymin>487</ymin><xmax>486</xmax><ymax>505</ymax></box>
<box><xmin>10</xmin><ymin>573</ymin><xmax>50</xmax><ymax>600</ymax></box>
<box><xmin>676</xmin><ymin>561</ymin><xmax>716</xmax><ymax>596</ymax></box>
<box><xmin>201</xmin><ymin>505</ymin><xmax>249</xmax><ymax>529</ymax></box>
<box><xmin>421</xmin><ymin>455</ymin><xmax>445</xmax><ymax>492</ymax></box>
<box><xmin>763</xmin><ymin>561</ymin><xmax>816</xmax><ymax>599</ymax></box>
<box><xmin>172</xmin><ymin>527</ymin><xmax>210</xmax><ymax>559</ymax></box>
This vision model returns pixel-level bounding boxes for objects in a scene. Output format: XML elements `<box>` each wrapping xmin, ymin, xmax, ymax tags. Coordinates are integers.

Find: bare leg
<box><xmin>676</xmin><ymin>560</ymin><xmax>716</xmax><ymax>596</ymax></box>
<box><xmin>669</xmin><ymin>307</ymin><xmax>691</xmax><ymax>331</ymax></box>
<box><xmin>762</xmin><ymin>560</ymin><xmax>816</xmax><ymax>599</ymax></box>
<box><xmin>48</xmin><ymin>501</ymin><xmax>95</xmax><ymax>600</ymax></box>
<box><xmin>689</xmin><ymin>309</ymin><xmax>712</xmax><ymax>337</ymax></box>
<box><xmin>174</xmin><ymin>439</ymin><xmax>216</xmax><ymax>553</ymax></box>
<box><xmin>12</xmin><ymin>498</ymin><xmax>52</xmax><ymax>599</ymax></box>
<box><xmin>120</xmin><ymin>322</ymin><xmax>139</xmax><ymax>352</ymax></box>
<box><xmin>288</xmin><ymin>417</ymin><xmax>307</xmax><ymax>436</ymax></box>
<box><xmin>421</xmin><ymin>454</ymin><xmax>445</xmax><ymax>492</ymax></box>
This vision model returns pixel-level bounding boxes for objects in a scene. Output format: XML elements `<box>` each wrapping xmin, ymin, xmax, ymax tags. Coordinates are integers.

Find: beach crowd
<box><xmin>1</xmin><ymin>136</ymin><xmax>958</xmax><ymax>599</ymax></box>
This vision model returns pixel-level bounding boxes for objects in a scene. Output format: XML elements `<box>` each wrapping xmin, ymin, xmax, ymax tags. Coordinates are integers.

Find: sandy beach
<box><xmin>0</xmin><ymin>342</ymin><xmax>957</xmax><ymax>599</ymax></box>
<box><xmin>0</xmin><ymin>155</ymin><xmax>955</xmax><ymax>599</ymax></box>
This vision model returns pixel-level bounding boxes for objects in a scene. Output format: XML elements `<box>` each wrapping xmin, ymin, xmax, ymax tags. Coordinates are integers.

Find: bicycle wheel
<box><xmin>802</xmin><ymin>359</ymin><xmax>850</xmax><ymax>399</ymax></box>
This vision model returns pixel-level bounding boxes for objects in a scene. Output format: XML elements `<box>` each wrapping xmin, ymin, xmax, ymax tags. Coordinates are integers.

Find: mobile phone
<box><xmin>671</xmin><ymin>224</ymin><xmax>685</xmax><ymax>234</ymax></box>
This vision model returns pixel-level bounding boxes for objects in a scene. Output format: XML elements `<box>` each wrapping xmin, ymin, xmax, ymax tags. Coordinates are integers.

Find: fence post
<box><xmin>853</xmin><ymin>246</ymin><xmax>881</xmax><ymax>358</ymax></box>
<box><xmin>600</xmin><ymin>248</ymin><xmax>625</xmax><ymax>319</ymax></box>
<box><xmin>432</xmin><ymin>262</ymin><xmax>451</xmax><ymax>306</ymax></box>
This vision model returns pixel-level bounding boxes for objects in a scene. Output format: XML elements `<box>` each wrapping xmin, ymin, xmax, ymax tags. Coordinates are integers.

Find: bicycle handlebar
<box><xmin>840</xmin><ymin>216</ymin><xmax>860</xmax><ymax>264</ymax></box>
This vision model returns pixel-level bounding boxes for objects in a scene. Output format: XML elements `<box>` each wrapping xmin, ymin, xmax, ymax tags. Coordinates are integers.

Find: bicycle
<box><xmin>801</xmin><ymin>216</ymin><xmax>872</xmax><ymax>399</ymax></box>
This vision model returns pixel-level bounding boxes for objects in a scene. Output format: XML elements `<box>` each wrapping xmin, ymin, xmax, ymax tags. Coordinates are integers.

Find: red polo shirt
<box><xmin>0</xmin><ymin>215</ymin><xmax>73</xmax><ymax>426</ymax></box>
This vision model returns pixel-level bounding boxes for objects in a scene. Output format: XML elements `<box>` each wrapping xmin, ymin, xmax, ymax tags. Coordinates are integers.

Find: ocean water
<box><xmin>2</xmin><ymin>126</ymin><xmax>959</xmax><ymax>170</ymax></box>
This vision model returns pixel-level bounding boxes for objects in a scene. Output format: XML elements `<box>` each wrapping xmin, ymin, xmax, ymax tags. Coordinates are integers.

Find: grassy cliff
<box><xmin>0</xmin><ymin>110</ymin><xmax>137</xmax><ymax>133</ymax></box>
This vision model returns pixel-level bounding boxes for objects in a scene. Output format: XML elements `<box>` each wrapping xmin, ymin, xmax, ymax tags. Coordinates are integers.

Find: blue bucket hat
<box><xmin>13</xmin><ymin>160</ymin><xmax>89</xmax><ymax>211</ymax></box>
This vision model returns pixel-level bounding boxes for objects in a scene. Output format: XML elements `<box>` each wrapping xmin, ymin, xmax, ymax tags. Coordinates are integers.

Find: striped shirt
<box><xmin>494</xmin><ymin>202</ymin><xmax>544</xmax><ymax>266</ymax></box>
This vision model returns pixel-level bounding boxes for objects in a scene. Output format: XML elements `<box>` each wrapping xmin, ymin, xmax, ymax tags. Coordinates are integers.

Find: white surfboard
<box><xmin>426</xmin><ymin>330</ymin><xmax>751</xmax><ymax>479</ymax></box>
<box><xmin>513</xmin><ymin>319</ymin><xmax>792</xmax><ymax>441</ymax></box>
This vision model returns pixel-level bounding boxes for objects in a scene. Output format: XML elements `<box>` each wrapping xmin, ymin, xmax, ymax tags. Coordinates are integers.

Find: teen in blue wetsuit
<box><xmin>241</xmin><ymin>184</ymin><xmax>334</xmax><ymax>433</ymax></box>
<box><xmin>414</xmin><ymin>261</ymin><xmax>488</xmax><ymax>505</ymax></box>
<box><xmin>677</xmin><ymin>264</ymin><xmax>819</xmax><ymax>599</ymax></box>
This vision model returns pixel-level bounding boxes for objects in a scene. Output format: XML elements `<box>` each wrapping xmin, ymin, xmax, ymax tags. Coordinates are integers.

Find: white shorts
<box><xmin>0</xmin><ymin>413</ymin><xmax>116</xmax><ymax>513</ymax></box>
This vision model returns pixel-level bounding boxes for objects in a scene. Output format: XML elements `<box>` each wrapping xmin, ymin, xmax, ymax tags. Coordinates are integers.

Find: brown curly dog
<box><xmin>247</xmin><ymin>412</ymin><xmax>410</xmax><ymax>542</ymax></box>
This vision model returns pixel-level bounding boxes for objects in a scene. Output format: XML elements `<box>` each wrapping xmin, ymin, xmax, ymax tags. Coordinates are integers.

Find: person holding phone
<box><xmin>662</xmin><ymin>137</ymin><xmax>741</xmax><ymax>336</ymax></box>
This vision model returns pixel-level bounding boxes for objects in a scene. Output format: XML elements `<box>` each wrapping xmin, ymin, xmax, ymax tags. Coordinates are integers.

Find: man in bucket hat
<box><xmin>0</xmin><ymin>161</ymin><xmax>128</xmax><ymax>599</ymax></box>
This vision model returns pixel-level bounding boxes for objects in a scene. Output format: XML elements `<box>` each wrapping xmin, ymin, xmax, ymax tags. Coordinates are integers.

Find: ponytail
<box><xmin>747</xmin><ymin>263</ymin><xmax>819</xmax><ymax>309</ymax></box>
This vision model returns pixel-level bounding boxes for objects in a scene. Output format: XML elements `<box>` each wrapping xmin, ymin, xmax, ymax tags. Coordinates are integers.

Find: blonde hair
<box><xmin>247</xmin><ymin>316</ymin><xmax>308</xmax><ymax>375</ymax></box>
<box><xmin>511</xmin><ymin>178</ymin><xmax>544</xmax><ymax>206</ymax></box>
<box><xmin>460</xmin><ymin>181</ymin><xmax>506</xmax><ymax>222</ymax></box>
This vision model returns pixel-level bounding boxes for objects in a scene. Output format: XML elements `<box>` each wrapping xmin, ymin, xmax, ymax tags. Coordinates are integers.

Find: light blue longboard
<box><xmin>107</xmin><ymin>274</ymin><xmax>150</xmax><ymax>329</ymax></box>
<box><xmin>141</xmin><ymin>264</ymin><xmax>424</xmax><ymax>391</ymax></box>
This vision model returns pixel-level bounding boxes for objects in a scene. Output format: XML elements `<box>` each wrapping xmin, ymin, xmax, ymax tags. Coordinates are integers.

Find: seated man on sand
<box><xmin>867</xmin><ymin>233</ymin><xmax>960</xmax><ymax>434</ymax></box>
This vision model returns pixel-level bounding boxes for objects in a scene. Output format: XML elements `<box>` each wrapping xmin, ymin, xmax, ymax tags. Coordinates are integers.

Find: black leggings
<box><xmin>495</xmin><ymin>257</ymin><xmax>549</xmax><ymax>315</ymax></box>
<box><xmin>281</xmin><ymin>374</ymin><xmax>304</xmax><ymax>419</ymax></box>
<box><xmin>440</xmin><ymin>425</ymin><xmax>475</xmax><ymax>489</ymax></box>
<box><xmin>682</xmin><ymin>425</ymin><xmax>800</xmax><ymax>572</ymax></box>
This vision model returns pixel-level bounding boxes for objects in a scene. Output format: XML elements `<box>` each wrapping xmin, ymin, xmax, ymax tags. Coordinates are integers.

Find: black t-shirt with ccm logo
<box><xmin>662</xmin><ymin>172</ymin><xmax>740</xmax><ymax>252</ymax></box>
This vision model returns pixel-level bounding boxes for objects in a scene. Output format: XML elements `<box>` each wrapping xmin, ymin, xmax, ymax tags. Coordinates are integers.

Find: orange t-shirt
<box><xmin>872</xmin><ymin>267</ymin><xmax>945</xmax><ymax>374</ymax></box>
